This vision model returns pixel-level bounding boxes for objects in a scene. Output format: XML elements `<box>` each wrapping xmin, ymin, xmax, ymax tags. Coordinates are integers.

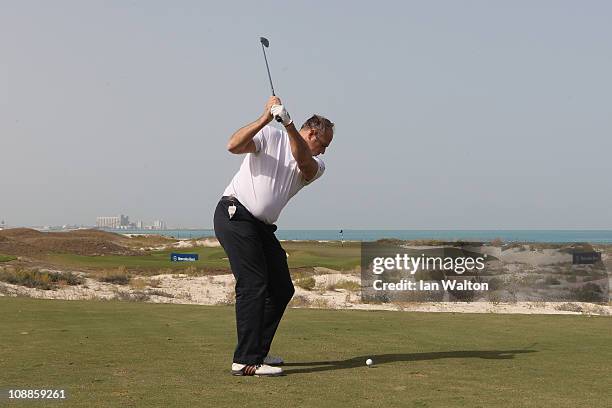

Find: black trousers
<box><xmin>213</xmin><ymin>196</ymin><xmax>295</xmax><ymax>365</ymax></box>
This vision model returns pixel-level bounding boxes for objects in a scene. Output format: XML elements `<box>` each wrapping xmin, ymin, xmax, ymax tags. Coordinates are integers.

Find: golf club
<box><xmin>259</xmin><ymin>36</ymin><xmax>283</xmax><ymax>123</ymax></box>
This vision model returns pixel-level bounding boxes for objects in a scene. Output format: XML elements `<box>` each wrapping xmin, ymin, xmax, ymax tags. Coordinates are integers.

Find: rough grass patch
<box><xmin>95</xmin><ymin>267</ymin><xmax>131</xmax><ymax>285</ymax></box>
<box><xmin>487</xmin><ymin>291</ymin><xmax>503</xmax><ymax>305</ymax></box>
<box><xmin>147</xmin><ymin>289</ymin><xmax>175</xmax><ymax>298</ymax></box>
<box><xmin>289</xmin><ymin>295</ymin><xmax>311</xmax><ymax>307</ymax></box>
<box><xmin>0</xmin><ymin>255</ymin><xmax>17</xmax><ymax>263</ymax></box>
<box><xmin>327</xmin><ymin>279</ymin><xmax>360</xmax><ymax>292</ymax></box>
<box><xmin>129</xmin><ymin>278</ymin><xmax>148</xmax><ymax>290</ymax></box>
<box><xmin>0</xmin><ymin>267</ymin><xmax>83</xmax><ymax>290</ymax></box>
<box><xmin>310</xmin><ymin>298</ymin><xmax>330</xmax><ymax>309</ymax></box>
<box><xmin>149</xmin><ymin>278</ymin><xmax>161</xmax><ymax>288</ymax></box>
<box><xmin>113</xmin><ymin>290</ymin><xmax>150</xmax><ymax>302</ymax></box>
<box><xmin>571</xmin><ymin>283</ymin><xmax>606</xmax><ymax>303</ymax></box>
<box><xmin>290</xmin><ymin>268</ymin><xmax>314</xmax><ymax>280</ymax></box>
<box><xmin>49</xmin><ymin>271</ymin><xmax>84</xmax><ymax>286</ymax></box>
<box><xmin>555</xmin><ymin>303</ymin><xmax>583</xmax><ymax>313</ymax></box>
<box><xmin>295</xmin><ymin>277</ymin><xmax>316</xmax><ymax>291</ymax></box>
<box><xmin>184</xmin><ymin>266</ymin><xmax>199</xmax><ymax>276</ymax></box>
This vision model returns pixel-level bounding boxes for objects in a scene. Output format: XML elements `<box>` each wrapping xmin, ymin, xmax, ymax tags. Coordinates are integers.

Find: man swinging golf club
<box><xmin>214</xmin><ymin>97</ymin><xmax>334</xmax><ymax>376</ymax></box>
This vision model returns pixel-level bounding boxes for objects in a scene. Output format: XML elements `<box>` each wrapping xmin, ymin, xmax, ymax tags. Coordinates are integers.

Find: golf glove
<box><xmin>271</xmin><ymin>104</ymin><xmax>292</xmax><ymax>126</ymax></box>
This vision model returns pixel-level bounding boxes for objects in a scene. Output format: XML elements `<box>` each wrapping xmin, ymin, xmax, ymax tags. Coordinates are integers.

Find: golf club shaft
<box><xmin>260</xmin><ymin>39</ymin><xmax>282</xmax><ymax>123</ymax></box>
<box><xmin>261</xmin><ymin>43</ymin><xmax>275</xmax><ymax>96</ymax></box>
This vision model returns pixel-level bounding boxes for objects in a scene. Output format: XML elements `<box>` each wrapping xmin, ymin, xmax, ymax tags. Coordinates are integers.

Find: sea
<box><xmin>109</xmin><ymin>229</ymin><xmax>612</xmax><ymax>243</ymax></box>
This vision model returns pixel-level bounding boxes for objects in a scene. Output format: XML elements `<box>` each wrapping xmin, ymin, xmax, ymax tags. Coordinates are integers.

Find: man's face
<box><xmin>302</xmin><ymin>127</ymin><xmax>334</xmax><ymax>156</ymax></box>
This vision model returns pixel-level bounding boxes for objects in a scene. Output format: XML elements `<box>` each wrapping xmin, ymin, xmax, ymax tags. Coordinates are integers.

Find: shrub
<box><xmin>184</xmin><ymin>266</ymin><xmax>199</xmax><ymax>276</ymax></box>
<box><xmin>571</xmin><ymin>283</ymin><xmax>605</xmax><ymax>303</ymax></box>
<box><xmin>290</xmin><ymin>268</ymin><xmax>314</xmax><ymax>281</ymax></box>
<box><xmin>147</xmin><ymin>289</ymin><xmax>175</xmax><ymax>298</ymax></box>
<box><xmin>114</xmin><ymin>290</ymin><xmax>150</xmax><ymax>302</ymax></box>
<box><xmin>97</xmin><ymin>267</ymin><xmax>131</xmax><ymax>285</ymax></box>
<box><xmin>0</xmin><ymin>268</ymin><xmax>51</xmax><ymax>289</ymax></box>
<box><xmin>0</xmin><ymin>268</ymin><xmax>82</xmax><ymax>290</ymax></box>
<box><xmin>149</xmin><ymin>278</ymin><xmax>161</xmax><ymax>288</ymax></box>
<box><xmin>327</xmin><ymin>279</ymin><xmax>360</xmax><ymax>292</ymax></box>
<box><xmin>46</xmin><ymin>271</ymin><xmax>84</xmax><ymax>286</ymax></box>
<box><xmin>289</xmin><ymin>295</ymin><xmax>311</xmax><ymax>307</ymax></box>
<box><xmin>555</xmin><ymin>303</ymin><xmax>583</xmax><ymax>313</ymax></box>
<box><xmin>486</xmin><ymin>277</ymin><xmax>503</xmax><ymax>291</ymax></box>
<box><xmin>295</xmin><ymin>277</ymin><xmax>316</xmax><ymax>291</ymax></box>
<box><xmin>544</xmin><ymin>276</ymin><xmax>561</xmax><ymax>285</ymax></box>
<box><xmin>310</xmin><ymin>298</ymin><xmax>330</xmax><ymax>309</ymax></box>
<box><xmin>129</xmin><ymin>278</ymin><xmax>148</xmax><ymax>290</ymax></box>
<box><xmin>487</xmin><ymin>291</ymin><xmax>503</xmax><ymax>305</ymax></box>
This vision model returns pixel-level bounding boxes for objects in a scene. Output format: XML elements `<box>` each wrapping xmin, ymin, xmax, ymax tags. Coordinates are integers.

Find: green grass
<box><xmin>0</xmin><ymin>254</ymin><xmax>17</xmax><ymax>262</ymax></box>
<box><xmin>1</xmin><ymin>297</ymin><xmax>610</xmax><ymax>407</ymax></box>
<box><xmin>43</xmin><ymin>241</ymin><xmax>361</xmax><ymax>273</ymax></box>
<box><xmin>44</xmin><ymin>247</ymin><xmax>230</xmax><ymax>273</ymax></box>
<box><xmin>283</xmin><ymin>241</ymin><xmax>361</xmax><ymax>270</ymax></box>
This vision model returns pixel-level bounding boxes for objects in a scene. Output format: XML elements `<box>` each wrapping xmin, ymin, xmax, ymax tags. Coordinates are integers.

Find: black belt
<box><xmin>221</xmin><ymin>195</ymin><xmax>239</xmax><ymax>203</ymax></box>
<box><xmin>221</xmin><ymin>196</ymin><xmax>246</xmax><ymax>208</ymax></box>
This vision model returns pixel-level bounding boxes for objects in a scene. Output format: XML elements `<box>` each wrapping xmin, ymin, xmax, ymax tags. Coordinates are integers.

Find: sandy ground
<box><xmin>136</xmin><ymin>238</ymin><xmax>221</xmax><ymax>251</ymax></box>
<box><xmin>500</xmin><ymin>247</ymin><xmax>573</xmax><ymax>265</ymax></box>
<box><xmin>0</xmin><ymin>268</ymin><xmax>609</xmax><ymax>316</ymax></box>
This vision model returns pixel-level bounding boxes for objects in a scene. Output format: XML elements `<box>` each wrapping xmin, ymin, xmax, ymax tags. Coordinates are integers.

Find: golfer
<box><xmin>214</xmin><ymin>96</ymin><xmax>334</xmax><ymax>376</ymax></box>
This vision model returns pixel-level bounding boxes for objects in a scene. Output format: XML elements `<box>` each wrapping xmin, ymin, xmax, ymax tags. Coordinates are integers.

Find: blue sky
<box><xmin>1</xmin><ymin>1</ymin><xmax>611</xmax><ymax>228</ymax></box>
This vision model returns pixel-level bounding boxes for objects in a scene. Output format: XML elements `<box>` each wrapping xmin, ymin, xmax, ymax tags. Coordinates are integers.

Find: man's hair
<box><xmin>300</xmin><ymin>114</ymin><xmax>335</xmax><ymax>134</ymax></box>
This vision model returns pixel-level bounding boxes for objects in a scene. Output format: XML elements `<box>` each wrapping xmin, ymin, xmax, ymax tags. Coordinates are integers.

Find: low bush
<box><xmin>289</xmin><ymin>295</ymin><xmax>311</xmax><ymax>307</ymax></box>
<box><xmin>0</xmin><ymin>268</ymin><xmax>83</xmax><ymax>290</ymax></box>
<box><xmin>486</xmin><ymin>277</ymin><xmax>504</xmax><ymax>291</ymax></box>
<box><xmin>96</xmin><ymin>267</ymin><xmax>131</xmax><ymax>285</ymax></box>
<box><xmin>555</xmin><ymin>303</ymin><xmax>583</xmax><ymax>313</ymax></box>
<box><xmin>310</xmin><ymin>298</ymin><xmax>330</xmax><ymax>309</ymax></box>
<box><xmin>295</xmin><ymin>277</ymin><xmax>316</xmax><ymax>291</ymax></box>
<box><xmin>147</xmin><ymin>289</ymin><xmax>175</xmax><ymax>298</ymax></box>
<box><xmin>571</xmin><ymin>283</ymin><xmax>605</xmax><ymax>303</ymax></box>
<box><xmin>114</xmin><ymin>290</ymin><xmax>150</xmax><ymax>302</ymax></box>
<box><xmin>544</xmin><ymin>276</ymin><xmax>561</xmax><ymax>285</ymax></box>
<box><xmin>327</xmin><ymin>279</ymin><xmax>360</xmax><ymax>292</ymax></box>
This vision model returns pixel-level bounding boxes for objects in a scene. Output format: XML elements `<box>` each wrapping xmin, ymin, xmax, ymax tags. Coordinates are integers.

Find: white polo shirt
<box><xmin>223</xmin><ymin>125</ymin><xmax>325</xmax><ymax>224</ymax></box>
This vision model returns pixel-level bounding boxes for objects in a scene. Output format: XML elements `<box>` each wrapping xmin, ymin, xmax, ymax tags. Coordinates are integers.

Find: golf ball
<box><xmin>366</xmin><ymin>358</ymin><xmax>373</xmax><ymax>366</ymax></box>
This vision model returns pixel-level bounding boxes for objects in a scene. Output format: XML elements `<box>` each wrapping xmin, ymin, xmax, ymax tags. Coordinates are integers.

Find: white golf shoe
<box><xmin>263</xmin><ymin>354</ymin><xmax>284</xmax><ymax>365</ymax></box>
<box><xmin>231</xmin><ymin>363</ymin><xmax>284</xmax><ymax>377</ymax></box>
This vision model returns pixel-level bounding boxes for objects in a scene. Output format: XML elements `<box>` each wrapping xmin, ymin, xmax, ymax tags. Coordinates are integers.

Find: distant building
<box><xmin>152</xmin><ymin>220</ymin><xmax>167</xmax><ymax>230</ymax></box>
<box><xmin>120</xmin><ymin>214</ymin><xmax>129</xmax><ymax>227</ymax></box>
<box><xmin>137</xmin><ymin>221</ymin><xmax>144</xmax><ymax>229</ymax></box>
<box><xmin>96</xmin><ymin>216</ymin><xmax>120</xmax><ymax>229</ymax></box>
<box><xmin>0</xmin><ymin>220</ymin><xmax>5</xmax><ymax>230</ymax></box>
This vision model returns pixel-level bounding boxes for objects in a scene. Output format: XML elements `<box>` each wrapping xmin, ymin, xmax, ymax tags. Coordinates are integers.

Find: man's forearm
<box><xmin>227</xmin><ymin>115</ymin><xmax>268</xmax><ymax>153</ymax></box>
<box><xmin>284</xmin><ymin>123</ymin><xmax>313</xmax><ymax>166</ymax></box>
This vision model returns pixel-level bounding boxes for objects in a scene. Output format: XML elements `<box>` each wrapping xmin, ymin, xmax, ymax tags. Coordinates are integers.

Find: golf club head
<box><xmin>260</xmin><ymin>37</ymin><xmax>269</xmax><ymax>47</ymax></box>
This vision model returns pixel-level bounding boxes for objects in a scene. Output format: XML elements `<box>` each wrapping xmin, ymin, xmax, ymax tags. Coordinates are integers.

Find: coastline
<box><xmin>110</xmin><ymin>229</ymin><xmax>612</xmax><ymax>244</ymax></box>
